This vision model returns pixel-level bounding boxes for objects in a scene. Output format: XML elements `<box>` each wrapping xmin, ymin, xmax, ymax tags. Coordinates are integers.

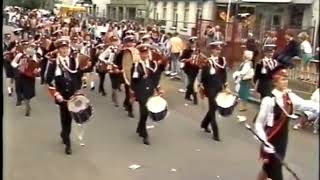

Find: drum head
<box><xmin>68</xmin><ymin>95</ymin><xmax>90</xmax><ymax>113</ymax></box>
<box><xmin>146</xmin><ymin>96</ymin><xmax>167</xmax><ymax>113</ymax></box>
<box><xmin>122</xmin><ymin>48</ymin><xmax>140</xmax><ymax>85</ymax></box>
<box><xmin>215</xmin><ymin>92</ymin><xmax>236</xmax><ymax>108</ymax></box>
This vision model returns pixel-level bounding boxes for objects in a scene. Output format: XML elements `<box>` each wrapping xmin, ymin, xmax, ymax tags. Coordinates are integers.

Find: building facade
<box><xmin>149</xmin><ymin>0</ymin><xmax>318</xmax><ymax>38</ymax></box>
<box><xmin>106</xmin><ymin>0</ymin><xmax>148</xmax><ymax>21</ymax></box>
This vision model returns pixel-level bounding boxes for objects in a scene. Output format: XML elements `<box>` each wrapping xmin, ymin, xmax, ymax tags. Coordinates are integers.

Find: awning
<box><xmin>292</xmin><ymin>0</ymin><xmax>314</xmax><ymax>4</ymax></box>
<box><xmin>216</xmin><ymin>0</ymin><xmax>313</xmax><ymax>3</ymax></box>
<box><xmin>241</xmin><ymin>0</ymin><xmax>291</xmax><ymax>3</ymax></box>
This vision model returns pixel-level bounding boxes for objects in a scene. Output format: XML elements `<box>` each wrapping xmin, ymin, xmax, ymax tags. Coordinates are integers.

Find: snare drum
<box><xmin>67</xmin><ymin>94</ymin><xmax>93</xmax><ymax>124</ymax></box>
<box><xmin>215</xmin><ymin>91</ymin><xmax>238</xmax><ymax>117</ymax></box>
<box><xmin>146</xmin><ymin>96</ymin><xmax>168</xmax><ymax>122</ymax></box>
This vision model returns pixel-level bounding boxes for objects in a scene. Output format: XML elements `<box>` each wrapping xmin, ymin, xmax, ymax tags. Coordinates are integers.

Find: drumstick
<box><xmin>244</xmin><ymin>123</ymin><xmax>302</xmax><ymax>180</ymax></box>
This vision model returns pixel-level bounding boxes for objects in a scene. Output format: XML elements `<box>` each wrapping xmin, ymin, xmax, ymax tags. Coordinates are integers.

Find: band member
<box><xmin>95</xmin><ymin>43</ymin><xmax>108</xmax><ymax>96</ymax></box>
<box><xmin>150</xmin><ymin>28</ymin><xmax>160</xmax><ymax>44</ymax></box>
<box><xmin>11</xmin><ymin>41</ymin><xmax>40</xmax><ymax>116</ymax></box>
<box><xmin>130</xmin><ymin>44</ymin><xmax>164</xmax><ymax>145</ymax></box>
<box><xmin>13</xmin><ymin>28</ymin><xmax>23</xmax><ymax>41</ymax></box>
<box><xmin>121</xmin><ymin>35</ymin><xmax>137</xmax><ymax>117</ymax></box>
<box><xmin>45</xmin><ymin>37</ymin><xmax>89</xmax><ymax>155</ymax></box>
<box><xmin>254</xmin><ymin>44</ymin><xmax>278</xmax><ymax>99</ymax></box>
<box><xmin>180</xmin><ymin>37</ymin><xmax>200</xmax><ymax>105</ymax></box>
<box><xmin>80</xmin><ymin>33</ymin><xmax>96</xmax><ymax>90</ymax></box>
<box><xmin>3</xmin><ymin>33</ymin><xmax>15</xmax><ymax>96</ymax></box>
<box><xmin>199</xmin><ymin>41</ymin><xmax>227</xmax><ymax>141</ymax></box>
<box><xmin>99</xmin><ymin>35</ymin><xmax>121</xmax><ymax>107</ymax></box>
<box><xmin>254</xmin><ymin>66</ymin><xmax>319</xmax><ymax>180</ymax></box>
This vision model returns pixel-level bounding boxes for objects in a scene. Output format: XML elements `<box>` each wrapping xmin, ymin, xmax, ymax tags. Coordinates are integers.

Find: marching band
<box><xmin>3</xmin><ymin>11</ymin><xmax>319</xmax><ymax>180</ymax></box>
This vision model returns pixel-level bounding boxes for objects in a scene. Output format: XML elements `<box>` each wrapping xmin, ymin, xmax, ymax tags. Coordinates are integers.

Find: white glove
<box><xmin>55</xmin><ymin>94</ymin><xmax>64</xmax><ymax>102</ymax></box>
<box><xmin>263</xmin><ymin>141</ymin><xmax>275</xmax><ymax>154</ymax></box>
<box><xmin>232</xmin><ymin>71</ymin><xmax>240</xmax><ymax>80</ymax></box>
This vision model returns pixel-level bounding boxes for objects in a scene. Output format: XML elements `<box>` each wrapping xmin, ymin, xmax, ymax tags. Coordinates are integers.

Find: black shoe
<box><xmin>16</xmin><ymin>101</ymin><xmax>22</xmax><ymax>106</ymax></box>
<box><xmin>25</xmin><ymin>110</ymin><xmax>30</xmax><ymax>117</ymax></box>
<box><xmin>25</xmin><ymin>105</ymin><xmax>31</xmax><ymax>116</ymax></box>
<box><xmin>65</xmin><ymin>145</ymin><xmax>72</xmax><ymax>155</ymax></box>
<box><xmin>185</xmin><ymin>97</ymin><xmax>192</xmax><ymax>101</ymax></box>
<box><xmin>101</xmin><ymin>91</ymin><xmax>106</xmax><ymax>96</ymax></box>
<box><xmin>213</xmin><ymin>136</ymin><xmax>220</xmax><ymax>142</ymax></box>
<box><xmin>90</xmin><ymin>86</ymin><xmax>95</xmax><ymax>91</ymax></box>
<box><xmin>60</xmin><ymin>133</ymin><xmax>65</xmax><ymax>144</ymax></box>
<box><xmin>193</xmin><ymin>98</ymin><xmax>198</xmax><ymax>105</ymax></box>
<box><xmin>8</xmin><ymin>92</ymin><xmax>12</xmax><ymax>97</ymax></box>
<box><xmin>128</xmin><ymin>112</ymin><xmax>134</xmax><ymax>118</ymax></box>
<box><xmin>193</xmin><ymin>94</ymin><xmax>198</xmax><ymax>105</ymax></box>
<box><xmin>143</xmin><ymin>137</ymin><xmax>150</xmax><ymax>145</ymax></box>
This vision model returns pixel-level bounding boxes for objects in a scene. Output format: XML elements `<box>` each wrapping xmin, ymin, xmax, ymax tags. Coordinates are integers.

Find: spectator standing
<box><xmin>168</xmin><ymin>32</ymin><xmax>185</xmax><ymax>78</ymax></box>
<box><xmin>233</xmin><ymin>50</ymin><xmax>254</xmax><ymax>111</ymax></box>
<box><xmin>297</xmin><ymin>32</ymin><xmax>313</xmax><ymax>80</ymax></box>
<box><xmin>213</xmin><ymin>25</ymin><xmax>225</xmax><ymax>42</ymax></box>
<box><xmin>246</xmin><ymin>33</ymin><xmax>259</xmax><ymax>66</ymax></box>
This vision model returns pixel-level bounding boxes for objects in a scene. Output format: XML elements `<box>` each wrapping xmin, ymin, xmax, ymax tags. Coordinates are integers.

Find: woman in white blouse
<box><xmin>297</xmin><ymin>32</ymin><xmax>313</xmax><ymax>80</ymax></box>
<box><xmin>233</xmin><ymin>50</ymin><xmax>254</xmax><ymax>111</ymax></box>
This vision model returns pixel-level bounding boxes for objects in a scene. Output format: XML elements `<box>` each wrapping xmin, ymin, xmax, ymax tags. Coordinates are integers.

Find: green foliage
<box><xmin>7</xmin><ymin>0</ymin><xmax>42</xmax><ymax>10</ymax></box>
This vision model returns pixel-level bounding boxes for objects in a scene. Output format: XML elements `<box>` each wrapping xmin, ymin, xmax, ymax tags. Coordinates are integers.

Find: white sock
<box><xmin>8</xmin><ymin>87</ymin><xmax>12</xmax><ymax>93</ymax></box>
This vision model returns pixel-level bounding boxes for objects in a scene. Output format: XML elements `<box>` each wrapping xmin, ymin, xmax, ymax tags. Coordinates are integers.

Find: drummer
<box><xmin>254</xmin><ymin>66</ymin><xmax>319</xmax><ymax>180</ymax></box>
<box><xmin>199</xmin><ymin>41</ymin><xmax>227</xmax><ymax>141</ymax></box>
<box><xmin>130</xmin><ymin>44</ymin><xmax>164</xmax><ymax>145</ymax></box>
<box><xmin>180</xmin><ymin>36</ymin><xmax>200</xmax><ymax>105</ymax></box>
<box><xmin>254</xmin><ymin>44</ymin><xmax>278</xmax><ymax>99</ymax></box>
<box><xmin>45</xmin><ymin>37</ymin><xmax>87</xmax><ymax>155</ymax></box>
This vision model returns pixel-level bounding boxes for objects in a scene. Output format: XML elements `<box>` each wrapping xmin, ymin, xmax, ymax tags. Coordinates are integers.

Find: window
<box><xmin>163</xmin><ymin>2</ymin><xmax>167</xmax><ymax>20</ymax></box>
<box><xmin>289</xmin><ymin>5</ymin><xmax>304</xmax><ymax>28</ymax></box>
<box><xmin>96</xmin><ymin>7</ymin><xmax>99</xmax><ymax>16</ymax></box>
<box><xmin>153</xmin><ymin>8</ymin><xmax>156</xmax><ymax>19</ymax></box>
<box><xmin>272</xmin><ymin>15</ymin><xmax>281</xmax><ymax>27</ymax></box>
<box><xmin>173</xmin><ymin>2</ymin><xmax>177</xmax><ymax>21</ymax></box>
<box><xmin>183</xmin><ymin>2</ymin><xmax>190</xmax><ymax>28</ymax></box>
<box><xmin>197</xmin><ymin>1</ymin><xmax>203</xmax><ymax>19</ymax></box>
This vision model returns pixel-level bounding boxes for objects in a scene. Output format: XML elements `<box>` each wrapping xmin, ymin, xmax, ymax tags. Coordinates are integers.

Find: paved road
<box><xmin>3</xmin><ymin>26</ymin><xmax>319</xmax><ymax>180</ymax></box>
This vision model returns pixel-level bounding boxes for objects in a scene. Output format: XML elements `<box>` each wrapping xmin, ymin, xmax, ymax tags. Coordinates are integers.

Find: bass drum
<box><xmin>215</xmin><ymin>91</ymin><xmax>238</xmax><ymax>117</ymax></box>
<box><xmin>146</xmin><ymin>96</ymin><xmax>168</xmax><ymax>122</ymax></box>
<box><xmin>122</xmin><ymin>47</ymin><xmax>140</xmax><ymax>85</ymax></box>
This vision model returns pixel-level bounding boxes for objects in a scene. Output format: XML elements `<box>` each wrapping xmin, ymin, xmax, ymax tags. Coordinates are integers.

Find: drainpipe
<box><xmin>313</xmin><ymin>17</ymin><xmax>319</xmax><ymax>53</ymax></box>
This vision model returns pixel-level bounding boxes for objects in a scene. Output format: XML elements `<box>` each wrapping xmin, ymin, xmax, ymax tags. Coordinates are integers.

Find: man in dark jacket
<box><xmin>274</xmin><ymin>30</ymin><xmax>300</xmax><ymax>68</ymax></box>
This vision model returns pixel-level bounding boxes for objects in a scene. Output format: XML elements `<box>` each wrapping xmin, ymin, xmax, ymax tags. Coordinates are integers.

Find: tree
<box><xmin>6</xmin><ymin>0</ymin><xmax>42</xmax><ymax>10</ymax></box>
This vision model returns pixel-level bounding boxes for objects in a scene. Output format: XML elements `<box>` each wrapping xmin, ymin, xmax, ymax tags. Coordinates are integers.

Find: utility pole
<box><xmin>144</xmin><ymin>0</ymin><xmax>151</xmax><ymax>25</ymax></box>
